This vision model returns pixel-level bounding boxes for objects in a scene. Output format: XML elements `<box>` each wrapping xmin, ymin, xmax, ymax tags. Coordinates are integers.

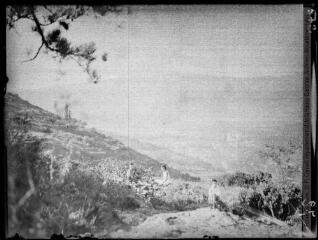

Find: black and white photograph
<box><xmin>5</xmin><ymin>4</ymin><xmax>317</xmax><ymax>238</ymax></box>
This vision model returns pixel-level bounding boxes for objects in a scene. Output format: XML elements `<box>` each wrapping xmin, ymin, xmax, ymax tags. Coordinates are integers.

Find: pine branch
<box><xmin>22</xmin><ymin>42</ymin><xmax>44</xmax><ymax>62</ymax></box>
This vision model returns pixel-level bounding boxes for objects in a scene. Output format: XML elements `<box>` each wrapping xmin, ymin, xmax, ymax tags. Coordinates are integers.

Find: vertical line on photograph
<box><xmin>311</xmin><ymin>61</ymin><xmax>317</xmax><ymax>234</ymax></box>
<box><xmin>127</xmin><ymin>6</ymin><xmax>130</xmax><ymax>162</ymax></box>
<box><xmin>312</xmin><ymin>63</ymin><xmax>317</xmax><ymax>160</ymax></box>
<box><xmin>311</xmin><ymin>21</ymin><xmax>317</xmax><ymax>233</ymax></box>
<box><xmin>303</xmin><ymin>5</ymin><xmax>312</xmax><ymax>232</ymax></box>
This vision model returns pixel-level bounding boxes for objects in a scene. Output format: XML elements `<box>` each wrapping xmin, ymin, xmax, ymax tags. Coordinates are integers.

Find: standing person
<box><xmin>208</xmin><ymin>179</ymin><xmax>221</xmax><ymax>209</ymax></box>
<box><xmin>126</xmin><ymin>162</ymin><xmax>135</xmax><ymax>183</ymax></box>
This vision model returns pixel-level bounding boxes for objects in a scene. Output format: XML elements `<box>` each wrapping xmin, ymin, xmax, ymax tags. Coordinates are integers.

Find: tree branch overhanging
<box><xmin>23</xmin><ymin>42</ymin><xmax>44</xmax><ymax>62</ymax></box>
<box><xmin>7</xmin><ymin>5</ymin><xmax>121</xmax><ymax>82</ymax></box>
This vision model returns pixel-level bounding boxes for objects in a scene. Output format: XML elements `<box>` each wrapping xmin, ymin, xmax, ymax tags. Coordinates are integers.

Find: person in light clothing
<box><xmin>155</xmin><ymin>164</ymin><xmax>171</xmax><ymax>186</ymax></box>
<box><xmin>126</xmin><ymin>162</ymin><xmax>135</xmax><ymax>183</ymax></box>
<box><xmin>208</xmin><ymin>179</ymin><xmax>221</xmax><ymax>209</ymax></box>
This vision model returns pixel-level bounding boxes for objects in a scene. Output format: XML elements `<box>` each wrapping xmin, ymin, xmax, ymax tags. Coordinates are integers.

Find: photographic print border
<box><xmin>2</xmin><ymin>1</ymin><xmax>317</xmax><ymax>239</ymax></box>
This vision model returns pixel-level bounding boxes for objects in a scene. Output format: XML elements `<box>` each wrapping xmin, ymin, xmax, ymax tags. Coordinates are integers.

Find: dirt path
<box><xmin>110</xmin><ymin>207</ymin><xmax>305</xmax><ymax>238</ymax></box>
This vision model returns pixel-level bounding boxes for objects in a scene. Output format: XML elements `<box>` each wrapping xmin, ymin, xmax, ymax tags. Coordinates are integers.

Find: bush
<box><xmin>218</xmin><ymin>171</ymin><xmax>272</xmax><ymax>188</ymax></box>
<box><xmin>258</xmin><ymin>141</ymin><xmax>302</xmax><ymax>185</ymax></box>
<box><xmin>180</xmin><ymin>173</ymin><xmax>201</xmax><ymax>182</ymax></box>
<box><xmin>238</xmin><ymin>182</ymin><xmax>302</xmax><ymax>221</ymax></box>
<box><xmin>217</xmin><ymin>170</ymin><xmax>302</xmax><ymax>222</ymax></box>
<box><xmin>101</xmin><ymin>179</ymin><xmax>140</xmax><ymax>210</ymax></box>
<box><xmin>127</xmin><ymin>167</ymin><xmax>148</xmax><ymax>183</ymax></box>
<box><xmin>151</xmin><ymin>181</ymin><xmax>208</xmax><ymax>211</ymax></box>
<box><xmin>285</xmin><ymin>209</ymin><xmax>303</xmax><ymax>227</ymax></box>
<box><xmin>6</xmin><ymin>113</ymin><xmax>50</xmax><ymax>238</ymax></box>
<box><xmin>6</xmin><ymin>133</ymin><xmax>134</xmax><ymax>238</ymax></box>
<box><xmin>36</xmin><ymin>169</ymin><xmax>135</xmax><ymax>236</ymax></box>
<box><xmin>230</xmin><ymin>202</ymin><xmax>246</xmax><ymax>216</ymax></box>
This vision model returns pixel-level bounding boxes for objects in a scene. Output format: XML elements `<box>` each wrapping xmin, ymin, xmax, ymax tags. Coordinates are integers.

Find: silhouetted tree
<box><xmin>6</xmin><ymin>5</ymin><xmax>123</xmax><ymax>83</ymax></box>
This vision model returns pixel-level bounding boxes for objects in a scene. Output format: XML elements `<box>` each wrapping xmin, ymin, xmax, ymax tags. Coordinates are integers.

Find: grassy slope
<box><xmin>4</xmin><ymin>92</ymin><xmax>196</xmax><ymax>181</ymax></box>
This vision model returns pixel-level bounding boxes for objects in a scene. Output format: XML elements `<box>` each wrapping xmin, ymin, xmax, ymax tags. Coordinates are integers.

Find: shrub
<box><xmin>257</xmin><ymin>141</ymin><xmax>302</xmax><ymax>185</ymax></box>
<box><xmin>101</xmin><ymin>179</ymin><xmax>140</xmax><ymax>210</ymax></box>
<box><xmin>230</xmin><ymin>202</ymin><xmax>246</xmax><ymax>216</ymax></box>
<box><xmin>285</xmin><ymin>209</ymin><xmax>303</xmax><ymax>227</ymax></box>
<box><xmin>180</xmin><ymin>173</ymin><xmax>201</xmax><ymax>182</ymax></box>
<box><xmin>218</xmin><ymin>170</ymin><xmax>302</xmax><ymax>222</ymax></box>
<box><xmin>6</xmin><ymin>112</ymin><xmax>50</xmax><ymax>238</ymax></box>
<box><xmin>36</xmin><ymin>169</ymin><xmax>134</xmax><ymax>236</ymax></box>
<box><xmin>6</xmin><ymin>131</ymin><xmax>133</xmax><ymax>238</ymax></box>
<box><xmin>151</xmin><ymin>181</ymin><xmax>208</xmax><ymax>211</ymax></box>
<box><xmin>238</xmin><ymin>181</ymin><xmax>302</xmax><ymax>221</ymax></box>
<box><xmin>219</xmin><ymin>185</ymin><xmax>245</xmax><ymax>213</ymax></box>
<box><xmin>218</xmin><ymin>171</ymin><xmax>272</xmax><ymax>188</ymax></box>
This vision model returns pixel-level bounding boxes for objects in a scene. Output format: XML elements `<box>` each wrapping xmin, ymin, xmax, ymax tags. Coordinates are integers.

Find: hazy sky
<box><xmin>6</xmin><ymin>5</ymin><xmax>303</xmax><ymax>162</ymax></box>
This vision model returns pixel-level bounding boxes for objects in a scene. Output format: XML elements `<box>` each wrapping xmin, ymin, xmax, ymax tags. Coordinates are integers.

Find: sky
<box><xmin>6</xmin><ymin>5</ymin><xmax>303</xmax><ymax>163</ymax></box>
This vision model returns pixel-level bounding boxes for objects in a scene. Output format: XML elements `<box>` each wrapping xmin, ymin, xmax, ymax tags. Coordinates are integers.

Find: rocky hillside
<box><xmin>4</xmin><ymin>92</ymin><xmax>196</xmax><ymax>182</ymax></box>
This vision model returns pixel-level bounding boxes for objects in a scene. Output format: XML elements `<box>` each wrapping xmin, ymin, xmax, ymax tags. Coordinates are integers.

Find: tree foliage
<box><xmin>6</xmin><ymin>113</ymin><xmax>48</xmax><ymax>237</ymax></box>
<box><xmin>6</xmin><ymin>5</ymin><xmax>123</xmax><ymax>83</ymax></box>
<box><xmin>239</xmin><ymin>181</ymin><xmax>302</xmax><ymax>222</ymax></box>
<box><xmin>257</xmin><ymin>141</ymin><xmax>302</xmax><ymax>185</ymax></box>
<box><xmin>218</xmin><ymin>171</ymin><xmax>272</xmax><ymax>188</ymax></box>
<box><xmin>218</xmin><ymin>170</ymin><xmax>302</xmax><ymax>223</ymax></box>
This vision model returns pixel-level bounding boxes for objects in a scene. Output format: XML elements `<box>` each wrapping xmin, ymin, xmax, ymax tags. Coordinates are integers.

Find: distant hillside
<box><xmin>5</xmin><ymin>92</ymin><xmax>303</xmax><ymax>238</ymax></box>
<box><xmin>4</xmin><ymin>92</ymin><xmax>198</xmax><ymax>181</ymax></box>
<box><xmin>105</xmin><ymin>133</ymin><xmax>214</xmax><ymax>176</ymax></box>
